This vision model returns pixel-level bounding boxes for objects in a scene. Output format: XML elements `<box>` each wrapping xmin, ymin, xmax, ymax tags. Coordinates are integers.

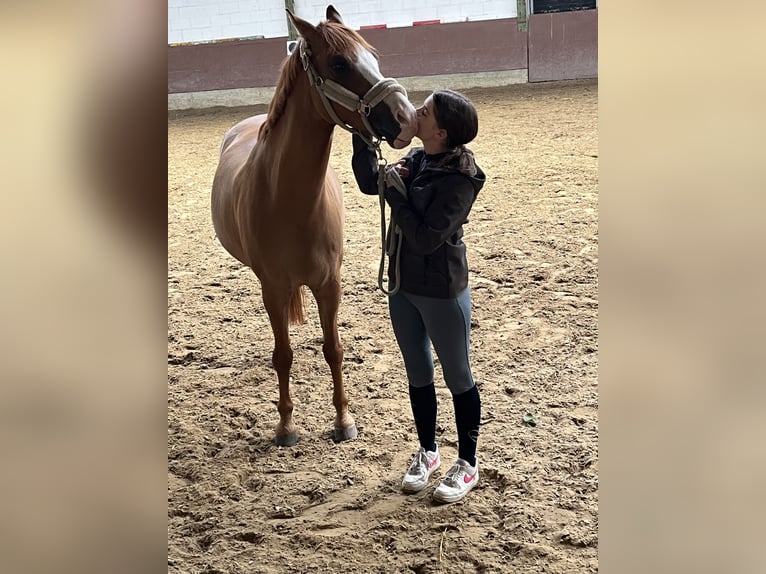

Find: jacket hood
<box><xmin>430</xmin><ymin>149</ymin><xmax>485</xmax><ymax>196</ymax></box>
<box><xmin>466</xmin><ymin>163</ymin><xmax>486</xmax><ymax>196</ymax></box>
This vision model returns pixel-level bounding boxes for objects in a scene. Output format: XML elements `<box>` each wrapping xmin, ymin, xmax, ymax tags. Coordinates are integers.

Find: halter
<box><xmin>299</xmin><ymin>39</ymin><xmax>408</xmax><ymax>296</ymax></box>
<box><xmin>299</xmin><ymin>40</ymin><xmax>407</xmax><ymax>148</ymax></box>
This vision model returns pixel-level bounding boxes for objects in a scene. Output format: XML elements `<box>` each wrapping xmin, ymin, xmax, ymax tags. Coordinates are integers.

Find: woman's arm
<box><xmin>351</xmin><ymin>134</ymin><xmax>380</xmax><ymax>196</ymax></box>
<box><xmin>352</xmin><ymin>134</ymin><xmax>418</xmax><ymax>196</ymax></box>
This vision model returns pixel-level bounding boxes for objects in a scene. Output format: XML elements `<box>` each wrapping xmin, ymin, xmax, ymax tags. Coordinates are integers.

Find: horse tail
<box><xmin>288</xmin><ymin>286</ymin><xmax>306</xmax><ymax>325</ymax></box>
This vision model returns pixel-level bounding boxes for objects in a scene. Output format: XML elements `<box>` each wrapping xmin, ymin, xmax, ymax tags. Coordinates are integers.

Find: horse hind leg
<box><xmin>312</xmin><ymin>280</ymin><xmax>357</xmax><ymax>442</ymax></box>
<box><xmin>262</xmin><ymin>285</ymin><xmax>299</xmax><ymax>446</ymax></box>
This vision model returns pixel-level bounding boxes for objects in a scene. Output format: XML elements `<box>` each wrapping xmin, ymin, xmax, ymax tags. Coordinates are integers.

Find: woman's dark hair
<box><xmin>431</xmin><ymin>89</ymin><xmax>479</xmax><ymax>176</ymax></box>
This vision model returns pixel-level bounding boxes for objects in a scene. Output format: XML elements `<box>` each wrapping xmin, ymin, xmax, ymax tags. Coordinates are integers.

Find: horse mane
<box><xmin>258</xmin><ymin>48</ymin><xmax>300</xmax><ymax>140</ymax></box>
<box><xmin>258</xmin><ymin>22</ymin><xmax>378</xmax><ymax>140</ymax></box>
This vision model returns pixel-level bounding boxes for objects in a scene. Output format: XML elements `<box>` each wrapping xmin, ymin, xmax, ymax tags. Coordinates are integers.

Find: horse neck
<box><xmin>255</xmin><ymin>75</ymin><xmax>337</xmax><ymax>199</ymax></box>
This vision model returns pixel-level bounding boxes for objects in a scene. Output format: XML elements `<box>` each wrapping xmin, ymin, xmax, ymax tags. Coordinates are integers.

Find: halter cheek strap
<box><xmin>299</xmin><ymin>40</ymin><xmax>407</xmax><ymax>147</ymax></box>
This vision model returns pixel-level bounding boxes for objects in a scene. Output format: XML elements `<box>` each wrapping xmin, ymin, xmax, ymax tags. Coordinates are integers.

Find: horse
<box><xmin>211</xmin><ymin>5</ymin><xmax>418</xmax><ymax>446</ymax></box>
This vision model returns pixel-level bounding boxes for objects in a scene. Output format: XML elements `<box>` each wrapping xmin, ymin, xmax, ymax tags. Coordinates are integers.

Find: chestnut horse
<box><xmin>211</xmin><ymin>6</ymin><xmax>417</xmax><ymax>445</ymax></box>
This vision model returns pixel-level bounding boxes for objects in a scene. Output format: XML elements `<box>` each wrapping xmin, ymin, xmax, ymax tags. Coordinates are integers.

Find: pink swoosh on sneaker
<box><xmin>463</xmin><ymin>471</ymin><xmax>477</xmax><ymax>484</ymax></box>
<box><xmin>428</xmin><ymin>457</ymin><xmax>439</xmax><ymax>469</ymax></box>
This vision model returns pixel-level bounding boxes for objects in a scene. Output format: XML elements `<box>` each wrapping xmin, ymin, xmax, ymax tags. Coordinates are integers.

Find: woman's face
<box><xmin>415</xmin><ymin>94</ymin><xmax>443</xmax><ymax>142</ymax></box>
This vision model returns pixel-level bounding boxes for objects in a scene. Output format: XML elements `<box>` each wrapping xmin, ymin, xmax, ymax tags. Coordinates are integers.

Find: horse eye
<box><xmin>329</xmin><ymin>57</ymin><xmax>350</xmax><ymax>75</ymax></box>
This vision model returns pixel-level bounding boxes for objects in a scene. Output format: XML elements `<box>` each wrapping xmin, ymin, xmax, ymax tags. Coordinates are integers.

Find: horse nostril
<box><xmin>396</xmin><ymin>109</ymin><xmax>412</xmax><ymax>125</ymax></box>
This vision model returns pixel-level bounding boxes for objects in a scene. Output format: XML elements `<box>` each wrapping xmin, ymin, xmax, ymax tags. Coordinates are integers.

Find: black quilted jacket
<box><xmin>352</xmin><ymin>135</ymin><xmax>486</xmax><ymax>298</ymax></box>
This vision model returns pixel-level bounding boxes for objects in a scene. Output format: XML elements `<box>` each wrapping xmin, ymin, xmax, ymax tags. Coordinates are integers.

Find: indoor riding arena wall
<box><xmin>168</xmin><ymin>0</ymin><xmax>597</xmax><ymax>110</ymax></box>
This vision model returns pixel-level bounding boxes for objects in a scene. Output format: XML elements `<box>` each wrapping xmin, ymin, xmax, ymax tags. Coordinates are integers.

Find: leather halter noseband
<box><xmin>298</xmin><ymin>39</ymin><xmax>407</xmax><ymax>148</ymax></box>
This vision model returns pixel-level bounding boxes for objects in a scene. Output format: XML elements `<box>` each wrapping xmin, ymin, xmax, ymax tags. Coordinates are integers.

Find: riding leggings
<box><xmin>387</xmin><ymin>287</ymin><xmax>475</xmax><ymax>395</ymax></box>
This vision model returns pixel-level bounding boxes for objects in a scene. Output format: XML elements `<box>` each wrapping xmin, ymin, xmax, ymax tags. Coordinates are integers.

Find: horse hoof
<box><xmin>274</xmin><ymin>432</ymin><xmax>299</xmax><ymax>447</ymax></box>
<box><xmin>333</xmin><ymin>425</ymin><xmax>358</xmax><ymax>442</ymax></box>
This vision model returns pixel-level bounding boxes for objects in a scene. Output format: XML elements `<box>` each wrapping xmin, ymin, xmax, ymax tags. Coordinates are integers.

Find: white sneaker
<box><xmin>401</xmin><ymin>446</ymin><xmax>441</xmax><ymax>493</ymax></box>
<box><xmin>432</xmin><ymin>458</ymin><xmax>479</xmax><ymax>503</ymax></box>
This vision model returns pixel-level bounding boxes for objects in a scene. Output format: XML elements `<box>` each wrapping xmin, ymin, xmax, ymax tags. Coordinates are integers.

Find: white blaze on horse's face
<box><xmin>354</xmin><ymin>45</ymin><xmax>417</xmax><ymax>149</ymax></box>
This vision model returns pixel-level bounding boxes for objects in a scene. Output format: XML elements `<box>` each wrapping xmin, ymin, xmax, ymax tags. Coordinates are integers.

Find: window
<box><xmin>532</xmin><ymin>0</ymin><xmax>597</xmax><ymax>14</ymax></box>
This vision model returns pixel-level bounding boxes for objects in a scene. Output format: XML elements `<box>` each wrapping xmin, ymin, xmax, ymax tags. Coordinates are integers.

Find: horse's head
<box><xmin>287</xmin><ymin>6</ymin><xmax>418</xmax><ymax>149</ymax></box>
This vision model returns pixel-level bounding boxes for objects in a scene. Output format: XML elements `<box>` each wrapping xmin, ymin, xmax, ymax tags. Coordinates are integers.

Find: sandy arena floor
<box><xmin>168</xmin><ymin>79</ymin><xmax>598</xmax><ymax>573</ymax></box>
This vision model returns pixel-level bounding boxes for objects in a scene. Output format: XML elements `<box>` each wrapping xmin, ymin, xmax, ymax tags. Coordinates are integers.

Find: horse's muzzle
<box><xmin>380</xmin><ymin>93</ymin><xmax>417</xmax><ymax>149</ymax></box>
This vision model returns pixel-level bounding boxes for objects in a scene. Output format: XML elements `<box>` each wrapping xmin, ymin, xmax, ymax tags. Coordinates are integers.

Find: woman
<box><xmin>352</xmin><ymin>90</ymin><xmax>486</xmax><ymax>503</ymax></box>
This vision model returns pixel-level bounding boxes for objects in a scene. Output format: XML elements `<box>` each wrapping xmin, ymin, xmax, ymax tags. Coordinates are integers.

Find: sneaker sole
<box><xmin>432</xmin><ymin>475</ymin><xmax>479</xmax><ymax>503</ymax></box>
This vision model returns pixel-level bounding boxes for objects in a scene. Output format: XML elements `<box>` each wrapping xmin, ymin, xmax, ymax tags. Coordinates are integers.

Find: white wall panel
<box><xmin>169</xmin><ymin>0</ymin><xmax>517</xmax><ymax>44</ymax></box>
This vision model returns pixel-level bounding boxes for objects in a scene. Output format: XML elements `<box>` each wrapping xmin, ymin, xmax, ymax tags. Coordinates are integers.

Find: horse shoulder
<box><xmin>323</xmin><ymin>165</ymin><xmax>344</xmax><ymax>218</ymax></box>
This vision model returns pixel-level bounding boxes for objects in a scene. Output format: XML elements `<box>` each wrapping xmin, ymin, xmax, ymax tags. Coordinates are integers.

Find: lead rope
<box><xmin>376</xmin><ymin>153</ymin><xmax>407</xmax><ymax>296</ymax></box>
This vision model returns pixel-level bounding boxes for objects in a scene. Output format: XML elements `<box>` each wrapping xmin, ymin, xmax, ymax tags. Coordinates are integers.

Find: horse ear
<box><xmin>326</xmin><ymin>5</ymin><xmax>343</xmax><ymax>24</ymax></box>
<box><xmin>286</xmin><ymin>9</ymin><xmax>318</xmax><ymax>41</ymax></box>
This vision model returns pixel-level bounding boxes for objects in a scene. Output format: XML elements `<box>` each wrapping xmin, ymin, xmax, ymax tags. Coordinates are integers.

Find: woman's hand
<box><xmin>391</xmin><ymin>159</ymin><xmax>410</xmax><ymax>179</ymax></box>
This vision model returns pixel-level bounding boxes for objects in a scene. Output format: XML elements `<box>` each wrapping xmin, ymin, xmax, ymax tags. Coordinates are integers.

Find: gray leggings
<box><xmin>387</xmin><ymin>287</ymin><xmax>475</xmax><ymax>395</ymax></box>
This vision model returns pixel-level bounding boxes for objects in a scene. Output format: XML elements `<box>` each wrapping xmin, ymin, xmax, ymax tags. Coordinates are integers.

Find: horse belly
<box><xmin>211</xmin><ymin>116</ymin><xmax>266</xmax><ymax>265</ymax></box>
<box><xmin>253</xmin><ymin>223</ymin><xmax>343</xmax><ymax>288</ymax></box>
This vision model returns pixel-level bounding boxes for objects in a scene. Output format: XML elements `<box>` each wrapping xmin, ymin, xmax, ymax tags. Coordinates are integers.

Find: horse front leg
<box><xmin>262</xmin><ymin>286</ymin><xmax>298</xmax><ymax>446</ymax></box>
<box><xmin>313</xmin><ymin>280</ymin><xmax>357</xmax><ymax>442</ymax></box>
